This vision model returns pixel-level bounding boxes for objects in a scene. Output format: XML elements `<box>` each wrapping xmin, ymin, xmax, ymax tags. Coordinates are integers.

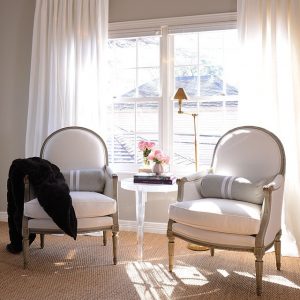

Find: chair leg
<box><xmin>255</xmin><ymin>249</ymin><xmax>264</xmax><ymax>296</ymax></box>
<box><xmin>103</xmin><ymin>230</ymin><xmax>107</xmax><ymax>246</ymax></box>
<box><xmin>274</xmin><ymin>233</ymin><xmax>281</xmax><ymax>271</ymax></box>
<box><xmin>22</xmin><ymin>217</ymin><xmax>29</xmax><ymax>269</ymax></box>
<box><xmin>40</xmin><ymin>234</ymin><xmax>45</xmax><ymax>249</ymax></box>
<box><xmin>112</xmin><ymin>231</ymin><xmax>119</xmax><ymax>265</ymax></box>
<box><xmin>210</xmin><ymin>247</ymin><xmax>215</xmax><ymax>257</ymax></box>
<box><xmin>168</xmin><ymin>236</ymin><xmax>175</xmax><ymax>272</ymax></box>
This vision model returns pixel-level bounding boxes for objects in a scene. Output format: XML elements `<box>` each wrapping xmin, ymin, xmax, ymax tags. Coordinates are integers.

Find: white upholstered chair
<box><xmin>167</xmin><ymin>126</ymin><xmax>285</xmax><ymax>296</ymax></box>
<box><xmin>22</xmin><ymin>126</ymin><xmax>119</xmax><ymax>268</ymax></box>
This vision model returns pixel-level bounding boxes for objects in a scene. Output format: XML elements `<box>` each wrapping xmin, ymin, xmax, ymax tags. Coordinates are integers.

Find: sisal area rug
<box><xmin>1</xmin><ymin>222</ymin><xmax>300</xmax><ymax>300</ymax></box>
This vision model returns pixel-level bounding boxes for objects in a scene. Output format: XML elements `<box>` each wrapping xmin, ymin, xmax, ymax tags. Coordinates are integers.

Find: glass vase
<box><xmin>138</xmin><ymin>156</ymin><xmax>152</xmax><ymax>173</ymax></box>
<box><xmin>143</xmin><ymin>156</ymin><xmax>150</xmax><ymax>166</ymax></box>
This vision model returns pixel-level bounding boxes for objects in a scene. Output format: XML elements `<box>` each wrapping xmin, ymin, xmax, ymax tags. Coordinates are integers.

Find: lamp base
<box><xmin>187</xmin><ymin>243</ymin><xmax>209</xmax><ymax>251</ymax></box>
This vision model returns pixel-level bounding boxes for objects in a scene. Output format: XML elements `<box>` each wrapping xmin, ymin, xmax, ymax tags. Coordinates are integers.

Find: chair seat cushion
<box><xmin>24</xmin><ymin>191</ymin><xmax>116</xmax><ymax>219</ymax></box>
<box><xmin>169</xmin><ymin>198</ymin><xmax>261</xmax><ymax>235</ymax></box>
<box><xmin>172</xmin><ymin>223</ymin><xmax>256</xmax><ymax>248</ymax></box>
<box><xmin>29</xmin><ymin>216</ymin><xmax>113</xmax><ymax>231</ymax></box>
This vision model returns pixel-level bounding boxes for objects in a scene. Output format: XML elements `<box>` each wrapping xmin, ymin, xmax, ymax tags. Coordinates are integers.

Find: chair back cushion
<box><xmin>212</xmin><ymin>126</ymin><xmax>285</xmax><ymax>181</ymax></box>
<box><xmin>200</xmin><ymin>174</ymin><xmax>267</xmax><ymax>204</ymax></box>
<box><xmin>61</xmin><ymin>169</ymin><xmax>105</xmax><ymax>193</ymax></box>
<box><xmin>41</xmin><ymin>127</ymin><xmax>108</xmax><ymax>170</ymax></box>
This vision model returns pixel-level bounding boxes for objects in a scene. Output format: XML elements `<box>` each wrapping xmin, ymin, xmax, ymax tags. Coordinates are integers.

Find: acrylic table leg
<box><xmin>136</xmin><ymin>190</ymin><xmax>146</xmax><ymax>260</ymax></box>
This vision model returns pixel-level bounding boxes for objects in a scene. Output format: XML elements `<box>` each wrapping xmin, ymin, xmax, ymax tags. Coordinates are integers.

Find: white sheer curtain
<box><xmin>237</xmin><ymin>0</ymin><xmax>300</xmax><ymax>256</ymax></box>
<box><xmin>26</xmin><ymin>0</ymin><xmax>108</xmax><ymax>157</ymax></box>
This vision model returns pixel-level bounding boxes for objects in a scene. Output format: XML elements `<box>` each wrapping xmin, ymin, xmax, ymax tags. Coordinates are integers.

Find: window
<box><xmin>172</xmin><ymin>30</ymin><xmax>239</xmax><ymax>169</ymax></box>
<box><xmin>107</xmin><ymin>15</ymin><xmax>239</xmax><ymax>173</ymax></box>
<box><xmin>107</xmin><ymin>37</ymin><xmax>161</xmax><ymax>169</ymax></box>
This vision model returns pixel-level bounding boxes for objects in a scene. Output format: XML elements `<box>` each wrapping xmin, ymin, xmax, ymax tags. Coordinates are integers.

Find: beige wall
<box><xmin>0</xmin><ymin>0</ymin><xmax>35</xmax><ymax>213</ymax></box>
<box><xmin>109</xmin><ymin>0</ymin><xmax>237</xmax><ymax>22</ymax></box>
<box><xmin>0</xmin><ymin>0</ymin><xmax>236</xmax><ymax>223</ymax></box>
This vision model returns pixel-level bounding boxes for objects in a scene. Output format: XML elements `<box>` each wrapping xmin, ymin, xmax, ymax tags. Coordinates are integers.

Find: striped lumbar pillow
<box><xmin>199</xmin><ymin>174</ymin><xmax>266</xmax><ymax>204</ymax></box>
<box><xmin>61</xmin><ymin>169</ymin><xmax>105</xmax><ymax>193</ymax></box>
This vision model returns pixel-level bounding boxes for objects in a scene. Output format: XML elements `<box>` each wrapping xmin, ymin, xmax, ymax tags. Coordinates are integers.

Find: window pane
<box><xmin>107</xmin><ymin>133</ymin><xmax>135</xmax><ymax>163</ymax></box>
<box><xmin>138</xmin><ymin>68</ymin><xmax>160</xmax><ymax>97</ymax></box>
<box><xmin>173</xmin><ymin>134</ymin><xmax>195</xmax><ymax>168</ymax></box>
<box><xmin>199</xmin><ymin>64</ymin><xmax>224</xmax><ymax>96</ymax></box>
<box><xmin>173</xmin><ymin>108</ymin><xmax>197</xmax><ymax>167</ymax></box>
<box><xmin>108</xmin><ymin>39</ymin><xmax>136</xmax><ymax>69</ymax></box>
<box><xmin>198</xmin><ymin>31</ymin><xmax>224</xmax><ymax>96</ymax></box>
<box><xmin>113</xmin><ymin>103</ymin><xmax>135</xmax><ymax>133</ymax></box>
<box><xmin>108</xmin><ymin>68</ymin><xmax>136</xmax><ymax>98</ymax></box>
<box><xmin>224</xmin><ymin>30</ymin><xmax>239</xmax><ymax>95</ymax></box>
<box><xmin>108</xmin><ymin>103</ymin><xmax>135</xmax><ymax>163</ymax></box>
<box><xmin>136</xmin><ymin>102</ymin><xmax>159</xmax><ymax>133</ymax></box>
<box><xmin>138</xmin><ymin>37</ymin><xmax>160</xmax><ymax>67</ymax></box>
<box><xmin>174</xmin><ymin>66</ymin><xmax>198</xmax><ymax>96</ymax></box>
<box><xmin>174</xmin><ymin>33</ymin><xmax>198</xmax><ymax>65</ymax></box>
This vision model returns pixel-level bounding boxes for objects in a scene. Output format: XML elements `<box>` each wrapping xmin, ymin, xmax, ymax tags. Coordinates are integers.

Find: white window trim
<box><xmin>108</xmin><ymin>13</ymin><xmax>238</xmax><ymax>175</ymax></box>
<box><xmin>109</xmin><ymin>13</ymin><xmax>237</xmax><ymax>38</ymax></box>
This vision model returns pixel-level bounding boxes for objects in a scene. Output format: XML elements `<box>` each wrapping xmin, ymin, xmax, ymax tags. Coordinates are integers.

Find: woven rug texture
<box><xmin>1</xmin><ymin>222</ymin><xmax>300</xmax><ymax>300</ymax></box>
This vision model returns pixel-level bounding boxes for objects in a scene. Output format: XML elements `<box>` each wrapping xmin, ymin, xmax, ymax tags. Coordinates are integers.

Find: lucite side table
<box><xmin>121</xmin><ymin>178</ymin><xmax>177</xmax><ymax>260</ymax></box>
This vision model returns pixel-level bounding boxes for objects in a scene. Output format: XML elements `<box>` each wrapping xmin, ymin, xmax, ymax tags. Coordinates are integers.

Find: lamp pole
<box><xmin>192</xmin><ymin>113</ymin><xmax>198</xmax><ymax>172</ymax></box>
<box><xmin>174</xmin><ymin>88</ymin><xmax>208</xmax><ymax>251</ymax></box>
<box><xmin>179</xmin><ymin>111</ymin><xmax>198</xmax><ymax>172</ymax></box>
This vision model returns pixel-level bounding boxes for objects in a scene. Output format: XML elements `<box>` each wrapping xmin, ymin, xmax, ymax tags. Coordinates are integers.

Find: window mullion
<box><xmin>134</xmin><ymin>39</ymin><xmax>139</xmax><ymax>163</ymax></box>
<box><xmin>160</xmin><ymin>26</ymin><xmax>172</xmax><ymax>160</ymax></box>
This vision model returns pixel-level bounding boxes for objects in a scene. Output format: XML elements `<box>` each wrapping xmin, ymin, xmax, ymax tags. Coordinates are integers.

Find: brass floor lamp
<box><xmin>173</xmin><ymin>88</ymin><xmax>209</xmax><ymax>251</ymax></box>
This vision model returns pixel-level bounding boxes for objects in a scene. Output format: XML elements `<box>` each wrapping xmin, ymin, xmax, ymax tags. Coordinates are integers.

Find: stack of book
<box><xmin>133</xmin><ymin>173</ymin><xmax>177</xmax><ymax>185</ymax></box>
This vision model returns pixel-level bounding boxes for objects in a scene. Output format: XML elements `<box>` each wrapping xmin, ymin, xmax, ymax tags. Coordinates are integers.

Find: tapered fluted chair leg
<box><xmin>40</xmin><ymin>234</ymin><xmax>45</xmax><ymax>249</ymax></box>
<box><xmin>112</xmin><ymin>231</ymin><xmax>119</xmax><ymax>265</ymax></box>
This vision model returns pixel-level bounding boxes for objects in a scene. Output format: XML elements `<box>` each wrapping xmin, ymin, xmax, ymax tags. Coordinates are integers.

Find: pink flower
<box><xmin>138</xmin><ymin>140</ymin><xmax>156</xmax><ymax>163</ymax></box>
<box><xmin>138</xmin><ymin>140</ymin><xmax>155</xmax><ymax>152</ymax></box>
<box><xmin>148</xmin><ymin>149</ymin><xmax>170</xmax><ymax>164</ymax></box>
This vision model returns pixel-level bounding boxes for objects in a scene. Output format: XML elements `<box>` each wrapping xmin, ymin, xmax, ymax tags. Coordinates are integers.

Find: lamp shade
<box><xmin>173</xmin><ymin>88</ymin><xmax>188</xmax><ymax>101</ymax></box>
<box><xmin>173</xmin><ymin>88</ymin><xmax>188</xmax><ymax>114</ymax></box>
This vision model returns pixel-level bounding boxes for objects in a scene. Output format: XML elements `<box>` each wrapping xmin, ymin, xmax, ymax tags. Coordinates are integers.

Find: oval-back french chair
<box><xmin>22</xmin><ymin>126</ymin><xmax>119</xmax><ymax>268</ymax></box>
<box><xmin>168</xmin><ymin>126</ymin><xmax>285</xmax><ymax>295</ymax></box>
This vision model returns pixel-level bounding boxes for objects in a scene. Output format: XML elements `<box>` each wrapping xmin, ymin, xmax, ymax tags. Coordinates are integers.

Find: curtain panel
<box><xmin>237</xmin><ymin>0</ymin><xmax>300</xmax><ymax>256</ymax></box>
<box><xmin>26</xmin><ymin>0</ymin><xmax>109</xmax><ymax>157</ymax></box>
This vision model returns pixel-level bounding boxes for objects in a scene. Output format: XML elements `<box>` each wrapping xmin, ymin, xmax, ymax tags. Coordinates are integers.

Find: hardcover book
<box><xmin>133</xmin><ymin>173</ymin><xmax>177</xmax><ymax>185</ymax></box>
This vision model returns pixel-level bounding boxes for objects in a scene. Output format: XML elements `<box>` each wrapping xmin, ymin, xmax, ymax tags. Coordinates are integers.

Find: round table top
<box><xmin>121</xmin><ymin>178</ymin><xmax>178</xmax><ymax>193</ymax></box>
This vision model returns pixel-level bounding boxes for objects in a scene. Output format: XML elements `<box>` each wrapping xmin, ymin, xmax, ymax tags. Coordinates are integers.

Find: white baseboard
<box><xmin>119</xmin><ymin>220</ymin><xmax>167</xmax><ymax>234</ymax></box>
<box><xmin>0</xmin><ymin>212</ymin><xmax>8</xmax><ymax>222</ymax></box>
<box><xmin>0</xmin><ymin>211</ymin><xmax>166</xmax><ymax>234</ymax></box>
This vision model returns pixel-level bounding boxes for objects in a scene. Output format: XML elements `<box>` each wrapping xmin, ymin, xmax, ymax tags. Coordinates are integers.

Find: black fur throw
<box><xmin>7</xmin><ymin>157</ymin><xmax>77</xmax><ymax>250</ymax></box>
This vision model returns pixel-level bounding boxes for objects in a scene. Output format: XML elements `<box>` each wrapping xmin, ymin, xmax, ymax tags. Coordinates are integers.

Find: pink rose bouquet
<box><xmin>148</xmin><ymin>149</ymin><xmax>170</xmax><ymax>165</ymax></box>
<box><xmin>138</xmin><ymin>140</ymin><xmax>156</xmax><ymax>165</ymax></box>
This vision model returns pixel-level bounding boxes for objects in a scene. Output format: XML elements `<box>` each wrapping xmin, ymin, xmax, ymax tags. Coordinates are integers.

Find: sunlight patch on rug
<box><xmin>217</xmin><ymin>269</ymin><xmax>230</xmax><ymax>277</ymax></box>
<box><xmin>173</xmin><ymin>265</ymin><xmax>209</xmax><ymax>286</ymax></box>
<box><xmin>264</xmin><ymin>275</ymin><xmax>300</xmax><ymax>289</ymax></box>
<box><xmin>234</xmin><ymin>271</ymin><xmax>300</xmax><ymax>289</ymax></box>
<box><xmin>126</xmin><ymin>261</ymin><xmax>209</xmax><ymax>299</ymax></box>
<box><xmin>126</xmin><ymin>261</ymin><xmax>175</xmax><ymax>299</ymax></box>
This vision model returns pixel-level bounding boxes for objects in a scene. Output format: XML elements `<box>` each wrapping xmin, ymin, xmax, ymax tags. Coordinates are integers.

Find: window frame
<box><xmin>108</xmin><ymin>13</ymin><xmax>237</xmax><ymax>174</ymax></box>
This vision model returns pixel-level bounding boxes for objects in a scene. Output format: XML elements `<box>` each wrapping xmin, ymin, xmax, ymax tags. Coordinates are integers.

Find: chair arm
<box><xmin>103</xmin><ymin>165</ymin><xmax>118</xmax><ymax>200</ymax></box>
<box><xmin>256</xmin><ymin>174</ymin><xmax>285</xmax><ymax>248</ymax></box>
<box><xmin>24</xmin><ymin>175</ymin><xmax>35</xmax><ymax>203</ymax></box>
<box><xmin>263</xmin><ymin>174</ymin><xmax>284</xmax><ymax>191</ymax></box>
<box><xmin>177</xmin><ymin>169</ymin><xmax>211</xmax><ymax>202</ymax></box>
